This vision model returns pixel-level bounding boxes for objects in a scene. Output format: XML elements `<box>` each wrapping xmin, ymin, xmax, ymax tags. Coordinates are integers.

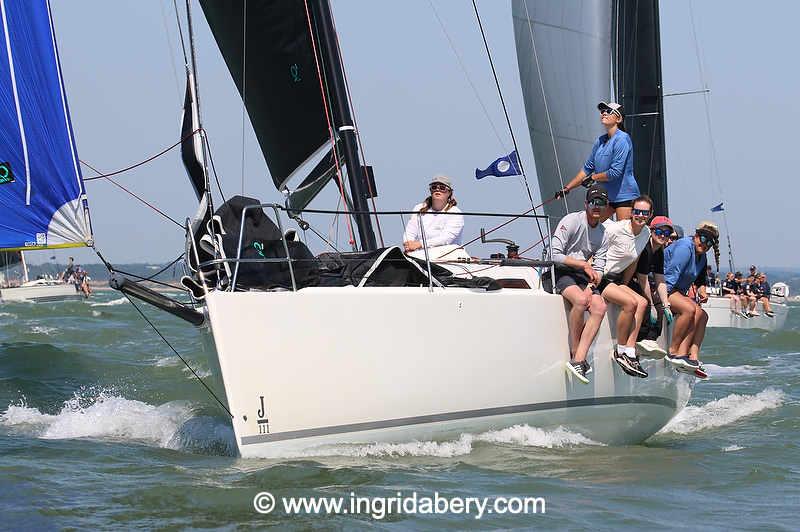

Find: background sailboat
<box><xmin>0</xmin><ymin>0</ymin><xmax>92</xmax><ymax>303</ymax></box>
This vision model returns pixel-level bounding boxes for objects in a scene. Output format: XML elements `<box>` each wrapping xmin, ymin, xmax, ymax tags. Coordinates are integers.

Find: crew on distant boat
<box><xmin>757</xmin><ymin>273</ymin><xmax>775</xmax><ymax>317</ymax></box>
<box><xmin>403</xmin><ymin>175</ymin><xmax>464</xmax><ymax>253</ymax></box>
<box><xmin>598</xmin><ymin>195</ymin><xmax>653</xmax><ymax>378</ymax></box>
<box><xmin>744</xmin><ymin>274</ymin><xmax>761</xmax><ymax>316</ymax></box>
<box><xmin>60</xmin><ymin>257</ymin><xmax>75</xmax><ymax>282</ymax></box>
<box><xmin>548</xmin><ymin>184</ymin><xmax>610</xmax><ymax>384</ymax></box>
<box><xmin>722</xmin><ymin>271</ymin><xmax>746</xmax><ymax>317</ymax></box>
<box><xmin>556</xmin><ymin>102</ymin><xmax>640</xmax><ymax>220</ymax></box>
<box><xmin>663</xmin><ymin>221</ymin><xmax>720</xmax><ymax>378</ymax></box>
<box><xmin>631</xmin><ymin>215</ymin><xmax>674</xmax><ymax>355</ymax></box>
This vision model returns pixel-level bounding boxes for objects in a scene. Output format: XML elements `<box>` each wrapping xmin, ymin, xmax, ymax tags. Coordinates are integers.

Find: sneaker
<box><xmin>738</xmin><ymin>311</ymin><xmax>750</xmax><ymax>319</ymax></box>
<box><xmin>750</xmin><ymin>310</ymin><xmax>761</xmax><ymax>316</ymax></box>
<box><xmin>694</xmin><ymin>366</ymin><xmax>709</xmax><ymax>380</ymax></box>
<box><xmin>684</xmin><ymin>358</ymin><xmax>701</xmax><ymax>370</ymax></box>
<box><xmin>565</xmin><ymin>360</ymin><xmax>590</xmax><ymax>384</ymax></box>
<box><xmin>626</xmin><ymin>355</ymin><xmax>649</xmax><ymax>378</ymax></box>
<box><xmin>637</xmin><ymin>339</ymin><xmax>667</xmax><ymax>358</ymax></box>
<box><xmin>613</xmin><ymin>348</ymin><xmax>640</xmax><ymax>377</ymax></box>
<box><xmin>766</xmin><ymin>311</ymin><xmax>775</xmax><ymax>317</ymax></box>
<box><xmin>665</xmin><ymin>354</ymin><xmax>690</xmax><ymax>368</ymax></box>
<box><xmin>581</xmin><ymin>360</ymin><xmax>593</xmax><ymax>375</ymax></box>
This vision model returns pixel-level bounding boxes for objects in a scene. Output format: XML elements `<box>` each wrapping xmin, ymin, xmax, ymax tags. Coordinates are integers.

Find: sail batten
<box><xmin>0</xmin><ymin>0</ymin><xmax>92</xmax><ymax>253</ymax></box>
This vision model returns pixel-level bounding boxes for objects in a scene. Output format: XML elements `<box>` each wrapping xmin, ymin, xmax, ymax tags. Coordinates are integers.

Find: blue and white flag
<box><xmin>475</xmin><ymin>150</ymin><xmax>521</xmax><ymax>180</ymax></box>
<box><xmin>710</xmin><ymin>203</ymin><xmax>724</xmax><ymax>212</ymax></box>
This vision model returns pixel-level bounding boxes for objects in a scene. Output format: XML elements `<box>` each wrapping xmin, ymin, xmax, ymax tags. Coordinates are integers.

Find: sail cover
<box><xmin>513</xmin><ymin>0</ymin><xmax>613</xmax><ymax>221</ymax></box>
<box><xmin>613</xmin><ymin>0</ymin><xmax>668</xmax><ymax>215</ymax></box>
<box><xmin>0</xmin><ymin>0</ymin><xmax>91</xmax><ymax>252</ymax></box>
<box><xmin>200</xmin><ymin>0</ymin><xmax>330</xmax><ymax>191</ymax></box>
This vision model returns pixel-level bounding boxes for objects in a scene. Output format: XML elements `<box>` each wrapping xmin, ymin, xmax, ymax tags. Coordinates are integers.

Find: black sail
<box><xmin>613</xmin><ymin>0</ymin><xmax>668</xmax><ymax>215</ymax></box>
<box><xmin>200</xmin><ymin>0</ymin><xmax>330</xmax><ymax>190</ymax></box>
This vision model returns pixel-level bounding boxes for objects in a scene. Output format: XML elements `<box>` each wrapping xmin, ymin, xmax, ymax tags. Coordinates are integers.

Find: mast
<box><xmin>311</xmin><ymin>0</ymin><xmax>376</xmax><ymax>251</ymax></box>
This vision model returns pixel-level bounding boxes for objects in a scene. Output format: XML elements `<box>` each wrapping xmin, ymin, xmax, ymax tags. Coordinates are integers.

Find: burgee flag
<box><xmin>710</xmin><ymin>203</ymin><xmax>724</xmax><ymax>212</ymax></box>
<box><xmin>475</xmin><ymin>150</ymin><xmax>521</xmax><ymax>180</ymax></box>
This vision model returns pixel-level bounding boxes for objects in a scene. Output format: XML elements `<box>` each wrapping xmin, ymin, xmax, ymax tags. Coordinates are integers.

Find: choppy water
<box><xmin>1</xmin><ymin>292</ymin><xmax>798</xmax><ymax>529</ymax></box>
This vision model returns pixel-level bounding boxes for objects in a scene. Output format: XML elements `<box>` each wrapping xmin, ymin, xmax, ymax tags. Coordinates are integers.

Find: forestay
<box><xmin>0</xmin><ymin>0</ymin><xmax>91</xmax><ymax>252</ymax></box>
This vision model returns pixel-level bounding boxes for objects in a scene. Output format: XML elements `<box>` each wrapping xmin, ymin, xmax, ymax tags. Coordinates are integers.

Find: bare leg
<box><xmin>624</xmin><ymin>288</ymin><xmax>648</xmax><ymax>346</ymax></box>
<box><xmin>761</xmin><ymin>297</ymin><xmax>772</xmax><ymax>313</ymax></box>
<box><xmin>689</xmin><ymin>306</ymin><xmax>708</xmax><ymax>360</ymax></box>
<box><xmin>574</xmin><ymin>294</ymin><xmax>607</xmax><ymax>362</ymax></box>
<box><xmin>668</xmin><ymin>292</ymin><xmax>696</xmax><ymax>354</ymax></box>
<box><xmin>561</xmin><ymin>285</ymin><xmax>590</xmax><ymax>360</ymax></box>
<box><xmin>602</xmin><ymin>283</ymin><xmax>636</xmax><ymax>347</ymax></box>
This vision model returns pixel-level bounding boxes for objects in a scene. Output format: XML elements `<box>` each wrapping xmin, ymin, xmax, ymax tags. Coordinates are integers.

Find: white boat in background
<box><xmin>0</xmin><ymin>0</ymin><xmax>94</xmax><ymax>304</ymax></box>
<box><xmin>703</xmin><ymin>283</ymin><xmax>791</xmax><ymax>331</ymax></box>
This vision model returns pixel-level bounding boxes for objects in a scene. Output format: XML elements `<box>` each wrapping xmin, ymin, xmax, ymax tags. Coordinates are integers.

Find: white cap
<box><xmin>429</xmin><ymin>174</ymin><xmax>453</xmax><ymax>189</ymax></box>
<box><xmin>598</xmin><ymin>101</ymin><xmax>624</xmax><ymax>117</ymax></box>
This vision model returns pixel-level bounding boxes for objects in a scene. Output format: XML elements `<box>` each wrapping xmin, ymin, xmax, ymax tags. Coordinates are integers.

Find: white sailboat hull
<box><xmin>703</xmin><ymin>296</ymin><xmax>789</xmax><ymax>331</ymax></box>
<box><xmin>0</xmin><ymin>283</ymin><xmax>82</xmax><ymax>303</ymax></box>
<box><xmin>203</xmin><ymin>287</ymin><xmax>693</xmax><ymax>458</ymax></box>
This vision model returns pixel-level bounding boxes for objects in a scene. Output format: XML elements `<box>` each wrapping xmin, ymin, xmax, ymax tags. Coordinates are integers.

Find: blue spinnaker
<box><xmin>0</xmin><ymin>0</ymin><xmax>91</xmax><ymax>251</ymax></box>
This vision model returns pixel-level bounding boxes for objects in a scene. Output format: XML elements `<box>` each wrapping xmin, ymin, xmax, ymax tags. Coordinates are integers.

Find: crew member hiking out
<box><xmin>546</xmin><ymin>184</ymin><xmax>611</xmax><ymax>384</ymax></box>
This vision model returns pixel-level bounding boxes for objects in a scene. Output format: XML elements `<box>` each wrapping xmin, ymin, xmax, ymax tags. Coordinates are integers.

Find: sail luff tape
<box><xmin>338</xmin><ymin>125</ymin><xmax>356</xmax><ymax>132</ymax></box>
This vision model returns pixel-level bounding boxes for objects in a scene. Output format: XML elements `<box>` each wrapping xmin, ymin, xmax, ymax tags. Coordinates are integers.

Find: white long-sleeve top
<box><xmin>403</xmin><ymin>203</ymin><xmax>464</xmax><ymax>247</ymax></box>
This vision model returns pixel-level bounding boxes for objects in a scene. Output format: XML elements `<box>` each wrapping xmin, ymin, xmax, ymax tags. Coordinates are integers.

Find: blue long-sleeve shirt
<box><xmin>583</xmin><ymin>131</ymin><xmax>640</xmax><ymax>203</ymax></box>
<box><xmin>663</xmin><ymin>236</ymin><xmax>708</xmax><ymax>294</ymax></box>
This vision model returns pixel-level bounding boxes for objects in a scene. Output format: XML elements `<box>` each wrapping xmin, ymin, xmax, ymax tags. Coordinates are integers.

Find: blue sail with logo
<box><xmin>0</xmin><ymin>0</ymin><xmax>91</xmax><ymax>252</ymax></box>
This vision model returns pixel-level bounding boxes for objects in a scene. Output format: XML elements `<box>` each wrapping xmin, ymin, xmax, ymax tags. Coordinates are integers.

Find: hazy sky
<box><xmin>37</xmin><ymin>0</ymin><xmax>800</xmax><ymax>269</ymax></box>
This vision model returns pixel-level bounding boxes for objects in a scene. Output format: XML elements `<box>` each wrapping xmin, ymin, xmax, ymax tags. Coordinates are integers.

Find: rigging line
<box><xmin>327</xmin><ymin>6</ymin><xmax>384</xmax><ymax>246</ymax></box>
<box><xmin>472</xmin><ymin>0</ymin><xmax>547</xmax><ymax>245</ymax></box>
<box><xmin>202</xmin><ymin>134</ymin><xmax>227</xmax><ymax>203</ymax></box>
<box><xmin>688</xmin><ymin>0</ymin><xmax>734</xmax><ymax>268</ymax></box>
<box><xmin>91</xmin><ymin>247</ymin><xmax>231</xmax><ymax>418</ymax></box>
<box><xmin>239</xmin><ymin>0</ymin><xmax>247</xmax><ymax>197</ymax></box>
<box><xmin>521</xmin><ymin>0</ymin><xmax>568</xmax><ymax>213</ymax></box>
<box><xmin>83</xmin><ymin>128</ymin><xmax>200</xmax><ymax>181</ymax></box>
<box><xmin>304</xmin><ymin>0</ymin><xmax>356</xmax><ymax>249</ymax></box>
<box><xmin>159</xmin><ymin>0</ymin><xmax>182</xmax><ymax>104</ymax></box>
<box><xmin>112</xmin><ymin>253</ymin><xmax>183</xmax><ymax>283</ymax></box>
<box><xmin>80</xmin><ymin>159</ymin><xmax>183</xmax><ymax>228</ymax></box>
<box><xmin>428</xmin><ymin>0</ymin><xmax>505</xmax><ymax>152</ymax></box>
<box><xmin>127</xmin><ymin>292</ymin><xmax>231</xmax><ymax>418</ymax></box>
<box><xmin>172</xmin><ymin>0</ymin><xmax>189</xmax><ymax>67</ymax></box>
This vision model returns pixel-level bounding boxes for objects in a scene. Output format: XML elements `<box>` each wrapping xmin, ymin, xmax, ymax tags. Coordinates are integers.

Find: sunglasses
<box><xmin>632</xmin><ymin>208</ymin><xmax>651</xmax><ymax>217</ymax></box>
<box><xmin>587</xmin><ymin>199</ymin><xmax>608</xmax><ymax>207</ymax></box>
<box><xmin>696</xmin><ymin>233</ymin><xmax>718</xmax><ymax>246</ymax></box>
<box><xmin>653</xmin><ymin>228</ymin><xmax>671</xmax><ymax>237</ymax></box>
<box><xmin>600</xmin><ymin>108</ymin><xmax>620</xmax><ymax>117</ymax></box>
<box><xmin>430</xmin><ymin>183</ymin><xmax>451</xmax><ymax>193</ymax></box>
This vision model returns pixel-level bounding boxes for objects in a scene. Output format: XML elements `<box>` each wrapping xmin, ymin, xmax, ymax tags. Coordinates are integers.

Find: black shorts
<box><xmin>609</xmin><ymin>199</ymin><xmax>633</xmax><ymax>208</ymax></box>
<box><xmin>542</xmin><ymin>269</ymin><xmax>599</xmax><ymax>295</ymax></box>
<box><xmin>598</xmin><ymin>273</ymin><xmax>624</xmax><ymax>293</ymax></box>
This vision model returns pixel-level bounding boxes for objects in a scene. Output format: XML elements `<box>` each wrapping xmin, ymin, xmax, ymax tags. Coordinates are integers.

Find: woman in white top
<box><xmin>598</xmin><ymin>195</ymin><xmax>653</xmax><ymax>378</ymax></box>
<box><xmin>403</xmin><ymin>175</ymin><xmax>464</xmax><ymax>252</ymax></box>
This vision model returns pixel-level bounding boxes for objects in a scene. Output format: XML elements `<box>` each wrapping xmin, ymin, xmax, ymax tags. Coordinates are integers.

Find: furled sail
<box><xmin>512</xmin><ymin>0</ymin><xmax>613</xmax><ymax>220</ymax></box>
<box><xmin>613</xmin><ymin>0</ymin><xmax>668</xmax><ymax>215</ymax></box>
<box><xmin>0</xmin><ymin>0</ymin><xmax>92</xmax><ymax>252</ymax></box>
<box><xmin>199</xmin><ymin>0</ymin><xmax>331</xmax><ymax>191</ymax></box>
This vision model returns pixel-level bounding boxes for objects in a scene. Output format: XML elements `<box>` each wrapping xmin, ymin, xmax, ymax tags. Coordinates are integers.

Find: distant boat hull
<box><xmin>703</xmin><ymin>296</ymin><xmax>789</xmax><ymax>331</ymax></box>
<box><xmin>202</xmin><ymin>287</ymin><xmax>694</xmax><ymax>459</ymax></box>
<box><xmin>0</xmin><ymin>282</ymin><xmax>82</xmax><ymax>303</ymax></box>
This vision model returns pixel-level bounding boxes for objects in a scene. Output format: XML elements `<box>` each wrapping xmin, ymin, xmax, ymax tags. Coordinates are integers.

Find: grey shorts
<box><xmin>547</xmin><ymin>270</ymin><xmax>599</xmax><ymax>295</ymax></box>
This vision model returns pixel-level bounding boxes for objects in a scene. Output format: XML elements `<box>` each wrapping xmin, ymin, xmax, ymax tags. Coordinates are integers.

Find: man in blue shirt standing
<box><xmin>663</xmin><ymin>221</ymin><xmax>720</xmax><ymax>378</ymax></box>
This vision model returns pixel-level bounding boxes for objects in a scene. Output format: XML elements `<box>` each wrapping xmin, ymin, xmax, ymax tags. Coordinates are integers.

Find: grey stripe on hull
<box><xmin>241</xmin><ymin>395</ymin><xmax>677</xmax><ymax>446</ymax></box>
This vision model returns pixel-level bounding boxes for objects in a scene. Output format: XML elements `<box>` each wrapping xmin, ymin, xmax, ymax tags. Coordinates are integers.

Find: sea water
<box><xmin>1</xmin><ymin>292</ymin><xmax>797</xmax><ymax>529</ymax></box>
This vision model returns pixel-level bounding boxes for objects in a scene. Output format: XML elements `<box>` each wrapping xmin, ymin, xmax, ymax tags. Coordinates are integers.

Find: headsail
<box><xmin>613</xmin><ymin>0</ymin><xmax>668</xmax><ymax>215</ymax></box>
<box><xmin>0</xmin><ymin>0</ymin><xmax>91</xmax><ymax>252</ymax></box>
<box><xmin>512</xmin><ymin>0</ymin><xmax>613</xmax><ymax>220</ymax></box>
<box><xmin>199</xmin><ymin>0</ymin><xmax>330</xmax><ymax>191</ymax></box>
